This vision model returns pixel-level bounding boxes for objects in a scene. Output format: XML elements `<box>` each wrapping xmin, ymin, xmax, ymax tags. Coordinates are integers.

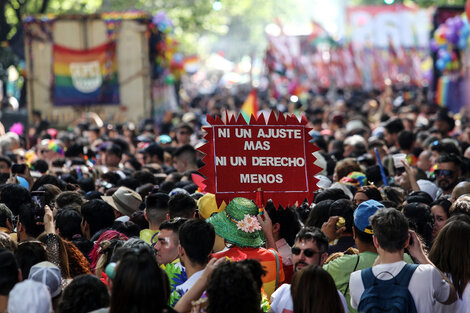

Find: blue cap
<box><xmin>354</xmin><ymin>200</ymin><xmax>384</xmax><ymax>234</ymax></box>
<box><xmin>157</xmin><ymin>135</ymin><xmax>172</xmax><ymax>144</ymax></box>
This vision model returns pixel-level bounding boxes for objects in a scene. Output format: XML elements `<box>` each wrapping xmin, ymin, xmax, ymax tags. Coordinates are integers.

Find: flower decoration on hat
<box><xmin>236</xmin><ymin>214</ymin><xmax>262</xmax><ymax>233</ymax></box>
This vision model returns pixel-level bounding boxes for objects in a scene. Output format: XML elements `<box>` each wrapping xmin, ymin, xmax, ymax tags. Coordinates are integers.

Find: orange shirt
<box><xmin>212</xmin><ymin>246</ymin><xmax>285</xmax><ymax>298</ymax></box>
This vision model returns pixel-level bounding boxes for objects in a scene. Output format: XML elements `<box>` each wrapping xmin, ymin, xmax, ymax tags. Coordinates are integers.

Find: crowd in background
<box><xmin>0</xmin><ymin>85</ymin><xmax>470</xmax><ymax>313</ymax></box>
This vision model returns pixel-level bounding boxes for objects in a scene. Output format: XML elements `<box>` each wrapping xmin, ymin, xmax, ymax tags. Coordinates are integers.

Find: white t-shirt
<box><xmin>175</xmin><ymin>269</ymin><xmax>204</xmax><ymax>297</ymax></box>
<box><xmin>275</xmin><ymin>238</ymin><xmax>293</xmax><ymax>266</ymax></box>
<box><xmin>270</xmin><ymin>283</ymin><xmax>348</xmax><ymax>313</ymax></box>
<box><xmin>434</xmin><ymin>281</ymin><xmax>469</xmax><ymax>313</ymax></box>
<box><xmin>349</xmin><ymin>261</ymin><xmax>450</xmax><ymax>313</ymax></box>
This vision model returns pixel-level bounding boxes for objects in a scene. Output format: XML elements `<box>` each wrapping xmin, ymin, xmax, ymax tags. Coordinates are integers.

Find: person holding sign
<box><xmin>207</xmin><ymin>197</ymin><xmax>284</xmax><ymax>299</ymax></box>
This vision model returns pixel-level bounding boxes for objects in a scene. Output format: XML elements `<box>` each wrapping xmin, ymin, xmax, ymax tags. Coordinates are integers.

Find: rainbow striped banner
<box><xmin>53</xmin><ymin>41</ymin><xmax>120</xmax><ymax>106</ymax></box>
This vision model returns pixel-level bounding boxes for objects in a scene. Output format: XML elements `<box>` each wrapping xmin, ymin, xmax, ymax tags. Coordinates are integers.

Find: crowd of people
<box><xmin>0</xmin><ymin>86</ymin><xmax>470</xmax><ymax>313</ymax></box>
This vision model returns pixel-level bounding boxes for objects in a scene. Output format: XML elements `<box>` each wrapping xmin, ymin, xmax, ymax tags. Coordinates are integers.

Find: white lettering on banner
<box><xmin>240</xmin><ymin>174</ymin><xmax>283</xmax><ymax>184</ymax></box>
<box><xmin>252</xmin><ymin>157</ymin><xmax>305</xmax><ymax>167</ymax></box>
<box><xmin>235</xmin><ymin>129</ymin><xmax>252</xmax><ymax>138</ymax></box>
<box><xmin>216</xmin><ymin>157</ymin><xmax>227</xmax><ymax>166</ymax></box>
<box><xmin>230</xmin><ymin>156</ymin><xmax>246</xmax><ymax>166</ymax></box>
<box><xmin>217</xmin><ymin>128</ymin><xmax>230</xmax><ymax>138</ymax></box>
<box><xmin>70</xmin><ymin>61</ymin><xmax>102</xmax><ymax>93</ymax></box>
<box><xmin>257</xmin><ymin>128</ymin><xmax>302</xmax><ymax>139</ymax></box>
<box><xmin>244</xmin><ymin>141</ymin><xmax>271</xmax><ymax>151</ymax></box>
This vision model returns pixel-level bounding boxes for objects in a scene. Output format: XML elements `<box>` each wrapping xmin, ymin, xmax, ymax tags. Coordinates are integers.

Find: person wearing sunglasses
<box><xmin>290</xmin><ymin>227</ymin><xmax>329</xmax><ymax>272</ymax></box>
<box><xmin>435</xmin><ymin>154</ymin><xmax>462</xmax><ymax>197</ymax></box>
<box><xmin>270</xmin><ymin>227</ymin><xmax>349</xmax><ymax>313</ymax></box>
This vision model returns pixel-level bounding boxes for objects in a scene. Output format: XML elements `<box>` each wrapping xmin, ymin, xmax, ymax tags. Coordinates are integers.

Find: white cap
<box><xmin>417</xmin><ymin>179</ymin><xmax>439</xmax><ymax>201</ymax></box>
<box><xmin>28</xmin><ymin>261</ymin><xmax>62</xmax><ymax>298</ymax></box>
<box><xmin>8</xmin><ymin>280</ymin><xmax>52</xmax><ymax>313</ymax></box>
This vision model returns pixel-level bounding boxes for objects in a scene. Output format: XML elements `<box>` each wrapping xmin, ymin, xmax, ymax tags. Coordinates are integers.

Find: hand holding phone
<box><xmin>31</xmin><ymin>191</ymin><xmax>46</xmax><ymax>223</ymax></box>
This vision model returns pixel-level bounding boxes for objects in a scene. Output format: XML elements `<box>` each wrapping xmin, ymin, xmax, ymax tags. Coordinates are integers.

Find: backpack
<box><xmin>357</xmin><ymin>263</ymin><xmax>419</xmax><ymax>313</ymax></box>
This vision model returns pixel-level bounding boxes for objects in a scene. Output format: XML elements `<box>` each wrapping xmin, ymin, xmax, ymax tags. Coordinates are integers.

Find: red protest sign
<box><xmin>198</xmin><ymin>111</ymin><xmax>322</xmax><ymax>207</ymax></box>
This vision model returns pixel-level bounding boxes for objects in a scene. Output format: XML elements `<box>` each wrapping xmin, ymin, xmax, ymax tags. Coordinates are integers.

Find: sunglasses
<box><xmin>291</xmin><ymin>247</ymin><xmax>320</xmax><ymax>258</ymax></box>
<box><xmin>395</xmin><ymin>167</ymin><xmax>406</xmax><ymax>175</ymax></box>
<box><xmin>435</xmin><ymin>169</ymin><xmax>454</xmax><ymax>178</ymax></box>
<box><xmin>178</xmin><ymin>131</ymin><xmax>191</xmax><ymax>135</ymax></box>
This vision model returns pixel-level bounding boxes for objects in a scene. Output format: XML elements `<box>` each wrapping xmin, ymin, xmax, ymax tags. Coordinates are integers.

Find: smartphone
<box><xmin>31</xmin><ymin>191</ymin><xmax>46</xmax><ymax>222</ymax></box>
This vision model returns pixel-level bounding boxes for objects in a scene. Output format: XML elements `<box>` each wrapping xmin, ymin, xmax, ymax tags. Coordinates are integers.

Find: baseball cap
<box><xmin>136</xmin><ymin>134</ymin><xmax>156</xmax><ymax>143</ymax></box>
<box><xmin>354</xmin><ymin>200</ymin><xmax>384</xmax><ymax>234</ymax></box>
<box><xmin>8</xmin><ymin>280</ymin><xmax>52</xmax><ymax>313</ymax></box>
<box><xmin>176</xmin><ymin>122</ymin><xmax>194</xmax><ymax>134</ymax></box>
<box><xmin>416</xmin><ymin>180</ymin><xmax>438</xmax><ymax>201</ymax></box>
<box><xmin>138</xmin><ymin>143</ymin><xmax>164</xmax><ymax>162</ymax></box>
<box><xmin>157</xmin><ymin>135</ymin><xmax>172</xmax><ymax>145</ymax></box>
<box><xmin>28</xmin><ymin>261</ymin><xmax>62</xmax><ymax>298</ymax></box>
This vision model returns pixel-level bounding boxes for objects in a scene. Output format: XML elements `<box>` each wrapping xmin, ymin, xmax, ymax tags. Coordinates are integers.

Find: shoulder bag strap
<box><xmin>396</xmin><ymin>263</ymin><xmax>419</xmax><ymax>286</ymax></box>
<box><xmin>343</xmin><ymin>254</ymin><xmax>360</xmax><ymax>296</ymax></box>
<box><xmin>269</xmin><ymin>248</ymin><xmax>280</xmax><ymax>289</ymax></box>
<box><xmin>361</xmin><ymin>267</ymin><xmax>376</xmax><ymax>289</ymax></box>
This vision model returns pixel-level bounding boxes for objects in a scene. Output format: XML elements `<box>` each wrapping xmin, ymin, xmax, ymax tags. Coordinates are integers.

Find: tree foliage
<box><xmin>3</xmin><ymin>0</ymin><xmax>465</xmax><ymax>63</ymax></box>
<box><xmin>1</xmin><ymin>0</ymin><xmax>303</xmax><ymax>60</ymax></box>
<box><xmin>350</xmin><ymin>0</ymin><xmax>466</xmax><ymax>6</ymax></box>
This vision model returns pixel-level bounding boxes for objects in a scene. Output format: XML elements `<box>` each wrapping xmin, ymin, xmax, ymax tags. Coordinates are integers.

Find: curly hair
<box><xmin>207</xmin><ymin>261</ymin><xmax>263</xmax><ymax>313</ymax></box>
<box><xmin>59</xmin><ymin>274</ymin><xmax>109</xmax><ymax>313</ymax></box>
<box><xmin>63</xmin><ymin>239</ymin><xmax>92</xmax><ymax>278</ymax></box>
<box><xmin>450</xmin><ymin>195</ymin><xmax>470</xmax><ymax>216</ymax></box>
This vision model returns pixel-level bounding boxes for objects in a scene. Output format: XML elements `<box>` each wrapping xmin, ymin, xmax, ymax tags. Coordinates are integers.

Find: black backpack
<box><xmin>357</xmin><ymin>264</ymin><xmax>418</xmax><ymax>313</ymax></box>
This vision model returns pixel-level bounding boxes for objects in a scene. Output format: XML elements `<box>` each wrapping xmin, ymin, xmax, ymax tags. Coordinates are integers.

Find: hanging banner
<box><xmin>53</xmin><ymin>41</ymin><xmax>120</xmax><ymax>106</ymax></box>
<box><xmin>346</xmin><ymin>5</ymin><xmax>431</xmax><ymax>49</ymax></box>
<box><xmin>198</xmin><ymin>112</ymin><xmax>322</xmax><ymax>207</ymax></box>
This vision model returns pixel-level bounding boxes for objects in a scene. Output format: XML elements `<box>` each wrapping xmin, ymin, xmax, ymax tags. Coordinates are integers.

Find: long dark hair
<box><xmin>429</xmin><ymin>215</ymin><xmax>470</xmax><ymax>298</ymax></box>
<box><xmin>291</xmin><ymin>265</ymin><xmax>344</xmax><ymax>313</ymax></box>
<box><xmin>110</xmin><ymin>248</ymin><xmax>169</xmax><ymax>313</ymax></box>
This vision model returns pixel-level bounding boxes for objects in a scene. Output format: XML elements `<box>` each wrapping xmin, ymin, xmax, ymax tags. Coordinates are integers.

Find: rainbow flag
<box><xmin>183</xmin><ymin>55</ymin><xmax>199</xmax><ymax>73</ymax></box>
<box><xmin>53</xmin><ymin>41</ymin><xmax>120</xmax><ymax>106</ymax></box>
<box><xmin>241</xmin><ymin>89</ymin><xmax>258</xmax><ymax>123</ymax></box>
<box><xmin>435</xmin><ymin>76</ymin><xmax>449</xmax><ymax>107</ymax></box>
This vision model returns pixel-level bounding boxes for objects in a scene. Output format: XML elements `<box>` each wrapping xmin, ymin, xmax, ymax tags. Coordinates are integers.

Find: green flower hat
<box><xmin>207</xmin><ymin>197</ymin><xmax>265</xmax><ymax>248</ymax></box>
